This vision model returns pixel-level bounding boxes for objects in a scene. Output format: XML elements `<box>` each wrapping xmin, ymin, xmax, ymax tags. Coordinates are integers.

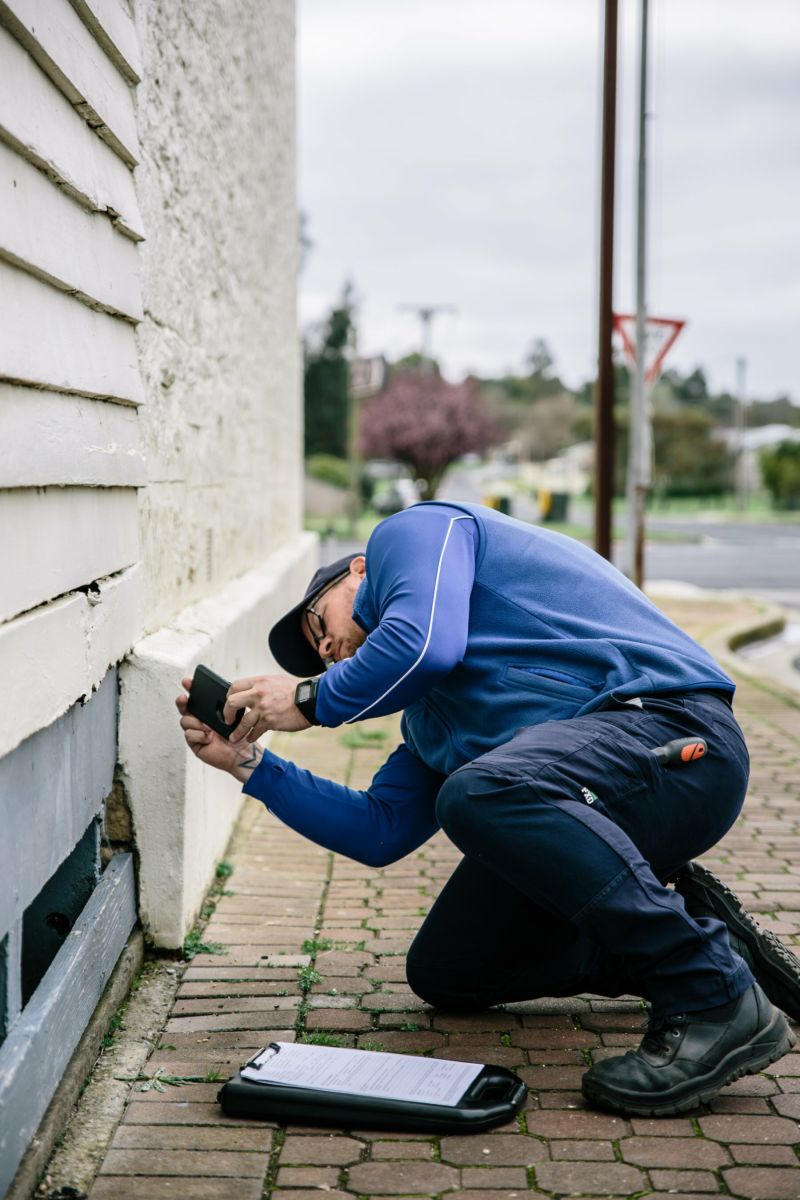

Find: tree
<box><xmin>360</xmin><ymin>368</ymin><xmax>501</xmax><ymax>500</ymax></box>
<box><xmin>303</xmin><ymin>284</ymin><xmax>355</xmax><ymax>459</ymax></box>
<box><xmin>760</xmin><ymin>440</ymin><xmax>800</xmax><ymax>509</ymax></box>
<box><xmin>513</xmin><ymin>393</ymin><xmax>579</xmax><ymax>462</ymax></box>
<box><xmin>526</xmin><ymin>337</ymin><xmax>555</xmax><ymax>379</ymax></box>
<box><xmin>661</xmin><ymin>366</ymin><xmax>709</xmax><ymax>406</ymax></box>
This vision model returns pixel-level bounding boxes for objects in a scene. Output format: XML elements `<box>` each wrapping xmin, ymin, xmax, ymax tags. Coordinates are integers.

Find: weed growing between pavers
<box><xmin>298</xmin><ymin>964</ymin><xmax>323</xmax><ymax>990</ymax></box>
<box><xmin>302</xmin><ymin>936</ymin><xmax>333</xmax><ymax>955</ymax></box>
<box><xmin>263</xmin><ymin>1127</ymin><xmax>287</xmax><ymax>1193</ymax></box>
<box><xmin>180</xmin><ymin>858</ymin><xmax>236</xmax><ymax>958</ymax></box>
<box><xmin>116</xmin><ymin>1066</ymin><xmax>223</xmax><ymax>1091</ymax></box>
<box><xmin>299</xmin><ymin>1031</ymin><xmax>347</xmax><ymax>1047</ymax></box>
<box><xmin>182</xmin><ymin>929</ymin><xmax>225</xmax><ymax>960</ymax></box>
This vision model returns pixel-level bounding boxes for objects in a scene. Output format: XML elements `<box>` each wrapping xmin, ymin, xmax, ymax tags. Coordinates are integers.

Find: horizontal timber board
<box><xmin>0</xmin><ymin>259</ymin><xmax>143</xmax><ymax>403</ymax></box>
<box><xmin>0</xmin><ymin>0</ymin><xmax>139</xmax><ymax>164</ymax></box>
<box><xmin>0</xmin><ymin>854</ymin><xmax>136</xmax><ymax>1198</ymax></box>
<box><xmin>0</xmin><ymin>564</ymin><xmax>141</xmax><ymax>760</ymax></box>
<box><xmin>0</xmin><ymin>385</ymin><xmax>146</xmax><ymax>488</ymax></box>
<box><xmin>0</xmin><ymin>140</ymin><xmax>142</xmax><ymax>319</ymax></box>
<box><xmin>0</xmin><ymin>24</ymin><xmax>143</xmax><ymax>237</ymax></box>
<box><xmin>0</xmin><ymin>485</ymin><xmax>139</xmax><ymax>623</ymax></box>
<box><xmin>67</xmin><ymin>0</ymin><xmax>142</xmax><ymax>84</ymax></box>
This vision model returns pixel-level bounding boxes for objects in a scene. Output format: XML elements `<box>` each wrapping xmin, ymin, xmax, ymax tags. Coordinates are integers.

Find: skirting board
<box><xmin>0</xmin><ymin>853</ymin><xmax>137</xmax><ymax>1197</ymax></box>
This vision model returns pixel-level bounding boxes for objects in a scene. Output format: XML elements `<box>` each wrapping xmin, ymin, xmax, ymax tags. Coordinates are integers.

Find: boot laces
<box><xmin>642</xmin><ymin>1012</ymin><xmax>687</xmax><ymax>1056</ymax></box>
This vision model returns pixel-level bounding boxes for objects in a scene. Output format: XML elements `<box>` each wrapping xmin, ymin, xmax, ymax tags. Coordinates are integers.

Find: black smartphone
<box><xmin>186</xmin><ymin>664</ymin><xmax>245</xmax><ymax>740</ymax></box>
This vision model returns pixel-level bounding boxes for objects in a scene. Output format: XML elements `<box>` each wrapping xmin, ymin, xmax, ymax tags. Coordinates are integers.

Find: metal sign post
<box><xmin>613</xmin><ymin>313</ymin><xmax>685</xmax><ymax>586</ymax></box>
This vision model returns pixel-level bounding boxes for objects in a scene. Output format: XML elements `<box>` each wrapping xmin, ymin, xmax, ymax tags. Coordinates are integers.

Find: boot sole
<box><xmin>675</xmin><ymin>862</ymin><xmax>800</xmax><ymax>1022</ymax></box>
<box><xmin>582</xmin><ymin>1008</ymin><xmax>796</xmax><ymax>1117</ymax></box>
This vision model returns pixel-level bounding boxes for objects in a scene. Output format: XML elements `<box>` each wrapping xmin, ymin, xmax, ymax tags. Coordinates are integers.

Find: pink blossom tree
<box><xmin>360</xmin><ymin>369</ymin><xmax>501</xmax><ymax>499</ymax></box>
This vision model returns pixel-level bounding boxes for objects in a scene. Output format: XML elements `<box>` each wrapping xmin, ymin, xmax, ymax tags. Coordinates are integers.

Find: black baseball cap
<box><xmin>268</xmin><ymin>552</ymin><xmax>365</xmax><ymax>678</ymax></box>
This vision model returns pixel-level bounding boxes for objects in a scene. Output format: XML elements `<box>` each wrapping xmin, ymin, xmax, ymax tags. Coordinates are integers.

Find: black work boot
<box><xmin>673</xmin><ymin>861</ymin><xmax>800</xmax><ymax>1021</ymax></box>
<box><xmin>581</xmin><ymin>982</ymin><xmax>795</xmax><ymax>1117</ymax></box>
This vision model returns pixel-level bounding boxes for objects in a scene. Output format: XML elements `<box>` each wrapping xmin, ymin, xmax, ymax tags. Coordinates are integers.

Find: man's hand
<box><xmin>176</xmin><ymin>678</ymin><xmax>264</xmax><ymax>783</ymax></box>
<box><xmin>225</xmin><ymin>675</ymin><xmax>312</xmax><ymax>743</ymax></box>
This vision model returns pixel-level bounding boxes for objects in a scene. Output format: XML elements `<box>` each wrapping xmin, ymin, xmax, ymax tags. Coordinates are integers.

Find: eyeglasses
<box><xmin>304</xmin><ymin>572</ymin><xmax>349</xmax><ymax>651</ymax></box>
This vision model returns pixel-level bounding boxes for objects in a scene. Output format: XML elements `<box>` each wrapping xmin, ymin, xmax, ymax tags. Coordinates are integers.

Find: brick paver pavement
<box><xmin>85</xmin><ymin>597</ymin><xmax>799</xmax><ymax>1198</ymax></box>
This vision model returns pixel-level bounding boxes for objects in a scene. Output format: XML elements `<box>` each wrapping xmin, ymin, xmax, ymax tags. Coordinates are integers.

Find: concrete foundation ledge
<box><xmin>119</xmin><ymin>532</ymin><xmax>318</xmax><ymax>949</ymax></box>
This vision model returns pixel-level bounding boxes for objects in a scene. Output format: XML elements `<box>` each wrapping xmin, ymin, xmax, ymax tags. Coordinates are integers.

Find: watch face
<box><xmin>297</xmin><ymin>682</ymin><xmax>313</xmax><ymax>703</ymax></box>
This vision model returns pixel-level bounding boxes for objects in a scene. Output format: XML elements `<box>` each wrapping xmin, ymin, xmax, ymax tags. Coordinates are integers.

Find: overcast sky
<box><xmin>298</xmin><ymin>0</ymin><xmax>799</xmax><ymax>401</ymax></box>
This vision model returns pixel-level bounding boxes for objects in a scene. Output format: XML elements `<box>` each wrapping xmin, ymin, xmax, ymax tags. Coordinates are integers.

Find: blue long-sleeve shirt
<box><xmin>244</xmin><ymin>502</ymin><xmax>734</xmax><ymax>866</ymax></box>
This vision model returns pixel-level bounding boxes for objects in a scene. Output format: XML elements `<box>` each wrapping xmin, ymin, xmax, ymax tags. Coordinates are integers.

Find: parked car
<box><xmin>372</xmin><ymin>477</ymin><xmax>421</xmax><ymax>514</ymax></box>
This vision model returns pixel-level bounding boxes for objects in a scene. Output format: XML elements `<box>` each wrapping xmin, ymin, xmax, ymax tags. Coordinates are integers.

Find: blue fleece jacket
<box><xmin>244</xmin><ymin>502</ymin><xmax>733</xmax><ymax>865</ymax></box>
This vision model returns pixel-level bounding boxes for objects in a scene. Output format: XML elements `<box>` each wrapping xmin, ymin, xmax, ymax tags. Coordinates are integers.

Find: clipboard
<box><xmin>217</xmin><ymin>1041</ymin><xmax>527</xmax><ymax>1133</ymax></box>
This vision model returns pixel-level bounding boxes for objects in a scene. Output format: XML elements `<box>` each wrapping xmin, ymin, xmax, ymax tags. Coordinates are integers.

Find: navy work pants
<box><xmin>406</xmin><ymin>692</ymin><xmax>753</xmax><ymax>1017</ymax></box>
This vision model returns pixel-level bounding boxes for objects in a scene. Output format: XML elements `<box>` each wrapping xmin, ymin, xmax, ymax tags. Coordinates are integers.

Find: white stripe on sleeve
<box><xmin>344</xmin><ymin>515</ymin><xmax>474</xmax><ymax>723</ymax></box>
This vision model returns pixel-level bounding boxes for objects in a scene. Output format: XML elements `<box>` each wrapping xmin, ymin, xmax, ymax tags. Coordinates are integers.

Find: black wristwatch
<box><xmin>294</xmin><ymin>678</ymin><xmax>320</xmax><ymax>725</ymax></box>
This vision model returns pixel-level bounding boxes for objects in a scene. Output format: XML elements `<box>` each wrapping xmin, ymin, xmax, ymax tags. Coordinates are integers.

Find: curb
<box><xmin>649</xmin><ymin>584</ymin><xmax>800</xmax><ymax>707</ymax></box>
<box><xmin>702</xmin><ymin>598</ymin><xmax>799</xmax><ymax>708</ymax></box>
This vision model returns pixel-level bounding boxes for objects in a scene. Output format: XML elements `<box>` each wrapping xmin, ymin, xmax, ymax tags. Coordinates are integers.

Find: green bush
<box><xmin>305</xmin><ymin>454</ymin><xmax>352</xmax><ymax>490</ymax></box>
<box><xmin>760</xmin><ymin>440</ymin><xmax>800</xmax><ymax>509</ymax></box>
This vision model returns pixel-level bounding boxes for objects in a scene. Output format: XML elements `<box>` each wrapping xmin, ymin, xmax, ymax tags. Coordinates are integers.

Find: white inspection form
<box><xmin>241</xmin><ymin>1042</ymin><xmax>484</xmax><ymax>1107</ymax></box>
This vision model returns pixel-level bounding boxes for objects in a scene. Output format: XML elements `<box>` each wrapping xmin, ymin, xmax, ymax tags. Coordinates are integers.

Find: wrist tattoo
<box><xmin>236</xmin><ymin>747</ymin><xmax>262</xmax><ymax>772</ymax></box>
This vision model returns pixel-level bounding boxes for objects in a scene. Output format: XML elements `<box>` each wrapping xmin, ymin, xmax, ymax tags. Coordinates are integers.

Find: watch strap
<box><xmin>294</xmin><ymin>678</ymin><xmax>320</xmax><ymax>725</ymax></box>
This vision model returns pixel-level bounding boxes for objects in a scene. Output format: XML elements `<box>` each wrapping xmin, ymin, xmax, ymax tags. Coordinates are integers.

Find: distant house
<box><xmin>0</xmin><ymin>2</ymin><xmax>311</xmax><ymax>1192</ymax></box>
<box><xmin>717</xmin><ymin>424</ymin><xmax>800</xmax><ymax>493</ymax></box>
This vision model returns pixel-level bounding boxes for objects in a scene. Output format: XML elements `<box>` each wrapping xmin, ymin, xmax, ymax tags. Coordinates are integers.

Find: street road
<box><xmin>631</xmin><ymin>517</ymin><xmax>800</xmax><ymax>609</ymax></box>
<box><xmin>440</xmin><ymin>464</ymin><xmax>800</xmax><ymax>612</ymax></box>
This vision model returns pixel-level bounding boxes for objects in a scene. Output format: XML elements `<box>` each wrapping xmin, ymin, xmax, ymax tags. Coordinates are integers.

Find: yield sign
<box><xmin>613</xmin><ymin>313</ymin><xmax>686</xmax><ymax>384</ymax></box>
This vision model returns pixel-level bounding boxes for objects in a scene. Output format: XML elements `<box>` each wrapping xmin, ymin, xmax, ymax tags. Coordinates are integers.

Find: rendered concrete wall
<box><xmin>133</xmin><ymin>0</ymin><xmax>302</xmax><ymax>635</ymax></box>
<box><xmin>119</xmin><ymin>0</ymin><xmax>311</xmax><ymax>946</ymax></box>
<box><xmin>119</xmin><ymin>535</ymin><xmax>316</xmax><ymax>949</ymax></box>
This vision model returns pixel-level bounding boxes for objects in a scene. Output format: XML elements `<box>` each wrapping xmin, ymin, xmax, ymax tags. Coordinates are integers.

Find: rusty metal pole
<box><xmin>594</xmin><ymin>0</ymin><xmax>619</xmax><ymax>561</ymax></box>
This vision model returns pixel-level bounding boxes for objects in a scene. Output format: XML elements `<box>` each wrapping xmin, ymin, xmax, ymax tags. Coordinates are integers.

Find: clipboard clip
<box><xmin>244</xmin><ymin>1042</ymin><xmax>281</xmax><ymax>1071</ymax></box>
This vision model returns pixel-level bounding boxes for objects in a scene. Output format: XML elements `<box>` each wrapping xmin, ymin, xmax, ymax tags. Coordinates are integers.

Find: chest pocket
<box><xmin>502</xmin><ymin>664</ymin><xmax>599</xmax><ymax>701</ymax></box>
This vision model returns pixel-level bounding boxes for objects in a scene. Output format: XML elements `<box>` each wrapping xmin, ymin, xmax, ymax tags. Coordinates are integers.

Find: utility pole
<box><xmin>594</xmin><ymin>0</ymin><xmax>619</xmax><ymax>561</ymax></box>
<box><xmin>735</xmin><ymin>354</ymin><xmax>748</xmax><ymax>510</ymax></box>
<box><xmin>624</xmin><ymin>0</ymin><xmax>650</xmax><ymax>588</ymax></box>
<box><xmin>399</xmin><ymin>304</ymin><xmax>457</xmax><ymax>367</ymax></box>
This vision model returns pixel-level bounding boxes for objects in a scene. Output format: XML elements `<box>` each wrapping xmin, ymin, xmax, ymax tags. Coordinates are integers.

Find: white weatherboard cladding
<box><xmin>0</xmin><ymin>24</ymin><xmax>143</xmax><ymax>237</ymax></box>
<box><xmin>133</xmin><ymin>0</ymin><xmax>301</xmax><ymax>634</ymax></box>
<box><xmin>0</xmin><ymin>566</ymin><xmax>141</xmax><ymax>759</ymax></box>
<box><xmin>119</xmin><ymin>535</ymin><xmax>317</xmax><ymax>947</ymax></box>
<box><xmin>67</xmin><ymin>0</ymin><xmax>142</xmax><ymax>83</ymax></box>
<box><xmin>0</xmin><ymin>486</ymin><xmax>138</xmax><ymax>623</ymax></box>
<box><xmin>0</xmin><ymin>141</ymin><xmax>143</xmax><ymax>319</ymax></box>
<box><xmin>0</xmin><ymin>259</ymin><xmax>142</xmax><ymax>402</ymax></box>
<box><xmin>0</xmin><ymin>386</ymin><xmax>146</xmax><ymax>489</ymax></box>
<box><xmin>0</xmin><ymin>0</ymin><xmax>140</xmax><ymax>164</ymax></box>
